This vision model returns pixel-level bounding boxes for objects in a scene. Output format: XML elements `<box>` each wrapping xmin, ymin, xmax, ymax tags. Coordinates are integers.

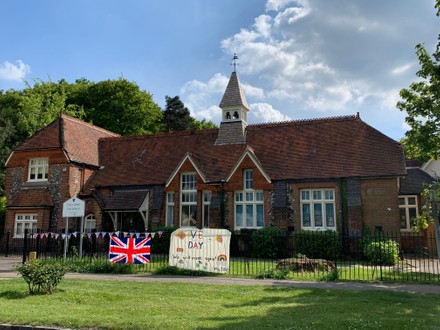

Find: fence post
<box><xmin>5</xmin><ymin>230</ymin><xmax>10</xmax><ymax>257</ymax></box>
<box><xmin>22</xmin><ymin>228</ymin><xmax>28</xmax><ymax>263</ymax></box>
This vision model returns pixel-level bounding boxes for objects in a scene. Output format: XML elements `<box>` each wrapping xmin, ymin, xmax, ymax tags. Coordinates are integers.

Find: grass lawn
<box><xmin>0</xmin><ymin>278</ymin><xmax>439</xmax><ymax>329</ymax></box>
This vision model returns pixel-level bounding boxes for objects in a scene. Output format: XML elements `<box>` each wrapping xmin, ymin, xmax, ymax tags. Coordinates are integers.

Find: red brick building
<box><xmin>4</xmin><ymin>71</ymin><xmax>408</xmax><ymax>238</ymax></box>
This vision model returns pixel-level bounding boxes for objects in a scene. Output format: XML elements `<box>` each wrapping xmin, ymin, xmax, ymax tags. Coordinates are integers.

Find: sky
<box><xmin>0</xmin><ymin>0</ymin><xmax>438</xmax><ymax>141</ymax></box>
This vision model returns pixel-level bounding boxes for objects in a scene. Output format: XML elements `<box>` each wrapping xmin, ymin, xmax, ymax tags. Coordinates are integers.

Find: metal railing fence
<box><xmin>1</xmin><ymin>229</ymin><xmax>439</xmax><ymax>283</ymax></box>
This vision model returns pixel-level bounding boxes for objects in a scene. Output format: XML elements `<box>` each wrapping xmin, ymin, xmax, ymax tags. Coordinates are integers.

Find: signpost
<box><xmin>62</xmin><ymin>197</ymin><xmax>85</xmax><ymax>259</ymax></box>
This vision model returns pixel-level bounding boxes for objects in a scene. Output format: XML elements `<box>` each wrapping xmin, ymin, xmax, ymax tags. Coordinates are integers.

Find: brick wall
<box><xmin>361</xmin><ymin>178</ymin><xmax>400</xmax><ymax>233</ymax></box>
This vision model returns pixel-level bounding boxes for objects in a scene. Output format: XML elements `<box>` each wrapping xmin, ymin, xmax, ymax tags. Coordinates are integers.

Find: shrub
<box><xmin>256</xmin><ymin>267</ymin><xmax>289</xmax><ymax>280</ymax></box>
<box><xmin>361</xmin><ymin>237</ymin><xmax>400</xmax><ymax>265</ymax></box>
<box><xmin>319</xmin><ymin>267</ymin><xmax>340</xmax><ymax>282</ymax></box>
<box><xmin>15</xmin><ymin>260</ymin><xmax>68</xmax><ymax>295</ymax></box>
<box><xmin>252</xmin><ymin>226</ymin><xmax>286</xmax><ymax>259</ymax></box>
<box><xmin>41</xmin><ymin>257</ymin><xmax>135</xmax><ymax>274</ymax></box>
<box><xmin>292</xmin><ymin>230</ymin><xmax>341</xmax><ymax>260</ymax></box>
<box><xmin>153</xmin><ymin>265</ymin><xmax>209</xmax><ymax>276</ymax></box>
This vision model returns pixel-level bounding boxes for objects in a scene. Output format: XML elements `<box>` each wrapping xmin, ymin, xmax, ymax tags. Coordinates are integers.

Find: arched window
<box><xmin>84</xmin><ymin>214</ymin><xmax>96</xmax><ymax>232</ymax></box>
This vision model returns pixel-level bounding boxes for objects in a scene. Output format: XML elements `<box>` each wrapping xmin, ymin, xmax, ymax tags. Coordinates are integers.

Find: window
<box><xmin>203</xmin><ymin>191</ymin><xmax>212</xmax><ymax>227</ymax></box>
<box><xmin>181</xmin><ymin>173</ymin><xmax>197</xmax><ymax>226</ymax></box>
<box><xmin>166</xmin><ymin>192</ymin><xmax>175</xmax><ymax>227</ymax></box>
<box><xmin>28</xmin><ymin>158</ymin><xmax>48</xmax><ymax>182</ymax></box>
<box><xmin>84</xmin><ymin>214</ymin><xmax>96</xmax><ymax>232</ymax></box>
<box><xmin>244</xmin><ymin>169</ymin><xmax>253</xmax><ymax>190</ymax></box>
<box><xmin>399</xmin><ymin>196</ymin><xmax>418</xmax><ymax>231</ymax></box>
<box><xmin>235</xmin><ymin>170</ymin><xmax>264</xmax><ymax>229</ymax></box>
<box><xmin>300</xmin><ymin>189</ymin><xmax>336</xmax><ymax>230</ymax></box>
<box><xmin>14</xmin><ymin>214</ymin><xmax>37</xmax><ymax>238</ymax></box>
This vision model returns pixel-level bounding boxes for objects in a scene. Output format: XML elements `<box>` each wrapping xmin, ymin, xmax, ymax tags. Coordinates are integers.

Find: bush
<box><xmin>252</xmin><ymin>226</ymin><xmax>286</xmax><ymax>259</ymax></box>
<box><xmin>256</xmin><ymin>267</ymin><xmax>289</xmax><ymax>280</ymax></box>
<box><xmin>15</xmin><ymin>260</ymin><xmax>68</xmax><ymax>295</ymax></box>
<box><xmin>319</xmin><ymin>267</ymin><xmax>340</xmax><ymax>282</ymax></box>
<box><xmin>361</xmin><ymin>237</ymin><xmax>400</xmax><ymax>265</ymax></box>
<box><xmin>44</xmin><ymin>257</ymin><xmax>135</xmax><ymax>274</ymax></box>
<box><xmin>292</xmin><ymin>231</ymin><xmax>341</xmax><ymax>260</ymax></box>
<box><xmin>153</xmin><ymin>265</ymin><xmax>209</xmax><ymax>277</ymax></box>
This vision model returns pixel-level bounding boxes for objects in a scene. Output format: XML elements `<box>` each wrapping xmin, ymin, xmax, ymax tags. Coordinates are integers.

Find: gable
<box><xmin>166</xmin><ymin>154</ymin><xmax>207</xmax><ymax>188</ymax></box>
<box><xmin>226</xmin><ymin>148</ymin><xmax>271</xmax><ymax>184</ymax></box>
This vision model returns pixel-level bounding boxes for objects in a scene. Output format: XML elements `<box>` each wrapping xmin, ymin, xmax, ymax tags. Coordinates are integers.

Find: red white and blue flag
<box><xmin>109</xmin><ymin>236</ymin><xmax>151</xmax><ymax>264</ymax></box>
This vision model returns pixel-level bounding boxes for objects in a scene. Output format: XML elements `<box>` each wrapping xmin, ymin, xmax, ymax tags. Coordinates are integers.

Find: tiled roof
<box><xmin>88</xmin><ymin>129</ymin><xmax>247</xmax><ymax>188</ymax></box>
<box><xmin>219</xmin><ymin>72</ymin><xmax>249</xmax><ymax>110</ymax></box>
<box><xmin>86</xmin><ymin>115</ymin><xmax>406</xmax><ymax>189</ymax></box>
<box><xmin>103</xmin><ymin>190</ymin><xmax>148</xmax><ymax>211</ymax></box>
<box><xmin>61</xmin><ymin>115</ymin><xmax>119</xmax><ymax>166</ymax></box>
<box><xmin>15</xmin><ymin>114</ymin><xmax>119</xmax><ymax>167</ymax></box>
<box><xmin>400</xmin><ymin>168</ymin><xmax>434</xmax><ymax>195</ymax></box>
<box><xmin>7</xmin><ymin>187</ymin><xmax>54</xmax><ymax>208</ymax></box>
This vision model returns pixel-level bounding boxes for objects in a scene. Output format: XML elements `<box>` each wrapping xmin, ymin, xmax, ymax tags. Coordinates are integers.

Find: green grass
<box><xmin>0</xmin><ymin>278</ymin><xmax>439</xmax><ymax>329</ymax></box>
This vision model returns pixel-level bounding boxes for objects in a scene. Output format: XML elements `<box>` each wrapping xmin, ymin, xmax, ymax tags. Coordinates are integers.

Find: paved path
<box><xmin>1</xmin><ymin>256</ymin><xmax>440</xmax><ymax>294</ymax></box>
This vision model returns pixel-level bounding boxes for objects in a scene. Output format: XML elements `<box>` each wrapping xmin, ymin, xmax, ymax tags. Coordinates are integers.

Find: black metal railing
<box><xmin>1</xmin><ymin>229</ymin><xmax>439</xmax><ymax>283</ymax></box>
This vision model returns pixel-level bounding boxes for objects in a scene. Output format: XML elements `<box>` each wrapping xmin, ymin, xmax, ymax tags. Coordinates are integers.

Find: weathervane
<box><xmin>232</xmin><ymin>53</ymin><xmax>239</xmax><ymax>72</ymax></box>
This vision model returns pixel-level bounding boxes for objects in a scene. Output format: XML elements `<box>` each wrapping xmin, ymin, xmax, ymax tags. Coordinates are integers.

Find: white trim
<box><xmin>4</xmin><ymin>151</ymin><xmax>14</xmax><ymax>167</ymax></box>
<box><xmin>165</xmin><ymin>153</ymin><xmax>206</xmax><ymax>188</ymax></box>
<box><xmin>399</xmin><ymin>195</ymin><xmax>419</xmax><ymax>231</ymax></box>
<box><xmin>300</xmin><ymin>189</ymin><xmax>336</xmax><ymax>231</ymax></box>
<box><xmin>27</xmin><ymin>158</ymin><xmax>49</xmax><ymax>182</ymax></box>
<box><xmin>180</xmin><ymin>172</ymin><xmax>197</xmax><ymax>227</ymax></box>
<box><xmin>166</xmin><ymin>191</ymin><xmax>175</xmax><ymax>227</ymax></box>
<box><xmin>226</xmin><ymin>148</ymin><xmax>271</xmax><ymax>184</ymax></box>
<box><xmin>202</xmin><ymin>190</ymin><xmax>212</xmax><ymax>228</ymax></box>
<box><xmin>14</xmin><ymin>213</ymin><xmax>38</xmax><ymax>238</ymax></box>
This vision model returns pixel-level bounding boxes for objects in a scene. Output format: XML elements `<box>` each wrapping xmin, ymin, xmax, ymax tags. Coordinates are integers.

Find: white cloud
<box><xmin>180</xmin><ymin>0</ymin><xmax>426</xmax><ymax>140</ymax></box>
<box><xmin>391</xmin><ymin>63</ymin><xmax>413</xmax><ymax>76</ymax></box>
<box><xmin>273</xmin><ymin>1</ymin><xmax>311</xmax><ymax>27</ymax></box>
<box><xmin>250</xmin><ymin>103</ymin><xmax>291</xmax><ymax>122</ymax></box>
<box><xmin>0</xmin><ymin>60</ymin><xmax>30</xmax><ymax>81</ymax></box>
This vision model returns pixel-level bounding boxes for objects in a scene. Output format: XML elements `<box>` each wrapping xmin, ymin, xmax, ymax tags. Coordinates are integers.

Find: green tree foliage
<box><xmin>162</xmin><ymin>95</ymin><xmax>216</xmax><ymax>132</ymax></box>
<box><xmin>73</xmin><ymin>78</ymin><xmax>163</xmax><ymax>135</ymax></box>
<box><xmin>397</xmin><ymin>0</ymin><xmax>440</xmax><ymax>161</ymax></box>
<box><xmin>0</xmin><ymin>78</ymin><xmax>164</xmax><ymax>195</ymax></box>
<box><xmin>163</xmin><ymin>95</ymin><xmax>195</xmax><ymax>132</ymax></box>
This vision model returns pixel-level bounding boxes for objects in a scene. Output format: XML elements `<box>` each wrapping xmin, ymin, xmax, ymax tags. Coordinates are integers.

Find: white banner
<box><xmin>169</xmin><ymin>227</ymin><xmax>231</xmax><ymax>273</ymax></box>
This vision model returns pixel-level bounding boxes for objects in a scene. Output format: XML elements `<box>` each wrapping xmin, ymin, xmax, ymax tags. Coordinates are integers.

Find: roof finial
<box><xmin>232</xmin><ymin>53</ymin><xmax>239</xmax><ymax>72</ymax></box>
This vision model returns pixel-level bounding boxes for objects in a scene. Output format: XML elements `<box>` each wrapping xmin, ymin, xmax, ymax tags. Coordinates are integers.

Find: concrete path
<box><xmin>1</xmin><ymin>256</ymin><xmax>439</xmax><ymax>294</ymax></box>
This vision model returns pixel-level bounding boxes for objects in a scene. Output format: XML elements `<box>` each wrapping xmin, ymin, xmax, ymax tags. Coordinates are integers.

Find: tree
<box><xmin>162</xmin><ymin>95</ymin><xmax>195</xmax><ymax>132</ymax></box>
<box><xmin>0</xmin><ymin>78</ymin><xmax>164</xmax><ymax>196</ymax></box>
<box><xmin>75</xmin><ymin>78</ymin><xmax>163</xmax><ymax>135</ymax></box>
<box><xmin>162</xmin><ymin>95</ymin><xmax>217</xmax><ymax>132</ymax></box>
<box><xmin>397</xmin><ymin>0</ymin><xmax>440</xmax><ymax>161</ymax></box>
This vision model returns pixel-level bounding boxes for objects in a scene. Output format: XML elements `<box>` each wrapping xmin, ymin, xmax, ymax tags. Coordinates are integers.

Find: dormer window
<box><xmin>28</xmin><ymin>158</ymin><xmax>48</xmax><ymax>182</ymax></box>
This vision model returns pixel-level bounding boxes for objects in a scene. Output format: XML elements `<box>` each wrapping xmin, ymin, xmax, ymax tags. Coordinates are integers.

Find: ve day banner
<box><xmin>169</xmin><ymin>227</ymin><xmax>231</xmax><ymax>273</ymax></box>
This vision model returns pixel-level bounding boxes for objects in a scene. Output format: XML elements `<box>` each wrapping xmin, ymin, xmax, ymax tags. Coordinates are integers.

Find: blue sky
<box><xmin>0</xmin><ymin>0</ymin><xmax>438</xmax><ymax>141</ymax></box>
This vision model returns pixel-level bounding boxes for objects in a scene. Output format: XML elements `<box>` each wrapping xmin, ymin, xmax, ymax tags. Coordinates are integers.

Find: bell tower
<box><xmin>215</xmin><ymin>54</ymin><xmax>249</xmax><ymax>145</ymax></box>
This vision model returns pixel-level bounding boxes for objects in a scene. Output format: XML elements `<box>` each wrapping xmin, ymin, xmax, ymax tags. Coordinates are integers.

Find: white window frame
<box><xmin>203</xmin><ymin>191</ymin><xmax>212</xmax><ymax>228</ymax></box>
<box><xmin>235</xmin><ymin>169</ymin><xmax>264</xmax><ymax>229</ymax></box>
<box><xmin>84</xmin><ymin>214</ymin><xmax>96</xmax><ymax>233</ymax></box>
<box><xmin>399</xmin><ymin>195</ymin><xmax>418</xmax><ymax>231</ymax></box>
<box><xmin>180</xmin><ymin>173</ymin><xmax>197</xmax><ymax>226</ymax></box>
<box><xmin>300</xmin><ymin>189</ymin><xmax>336</xmax><ymax>231</ymax></box>
<box><xmin>166</xmin><ymin>192</ymin><xmax>175</xmax><ymax>227</ymax></box>
<box><xmin>14</xmin><ymin>214</ymin><xmax>38</xmax><ymax>238</ymax></box>
<box><xmin>28</xmin><ymin>158</ymin><xmax>48</xmax><ymax>182</ymax></box>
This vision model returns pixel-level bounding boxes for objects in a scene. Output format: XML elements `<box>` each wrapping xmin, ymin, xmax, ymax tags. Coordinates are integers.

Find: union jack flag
<box><xmin>109</xmin><ymin>236</ymin><xmax>151</xmax><ymax>264</ymax></box>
